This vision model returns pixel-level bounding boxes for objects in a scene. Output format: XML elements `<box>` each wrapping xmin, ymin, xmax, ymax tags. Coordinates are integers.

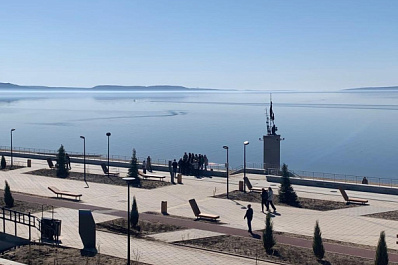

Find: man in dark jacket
<box><xmin>244</xmin><ymin>204</ymin><xmax>253</xmax><ymax>233</ymax></box>
<box><xmin>261</xmin><ymin>188</ymin><xmax>268</xmax><ymax>212</ymax></box>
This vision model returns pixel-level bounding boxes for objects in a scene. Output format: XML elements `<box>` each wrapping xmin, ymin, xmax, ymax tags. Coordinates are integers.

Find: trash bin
<box><xmin>239</xmin><ymin>181</ymin><xmax>244</xmax><ymax>191</ymax></box>
<box><xmin>161</xmin><ymin>201</ymin><xmax>167</xmax><ymax>214</ymax></box>
<box><xmin>177</xmin><ymin>173</ymin><xmax>182</xmax><ymax>184</ymax></box>
<box><xmin>27</xmin><ymin>159</ymin><xmax>31</xmax><ymax>167</ymax></box>
<box><xmin>41</xmin><ymin>218</ymin><xmax>62</xmax><ymax>240</ymax></box>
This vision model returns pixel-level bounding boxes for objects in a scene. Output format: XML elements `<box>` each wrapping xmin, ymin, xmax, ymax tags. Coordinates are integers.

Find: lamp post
<box><xmin>223</xmin><ymin>145</ymin><xmax>229</xmax><ymax>199</ymax></box>
<box><xmin>243</xmin><ymin>141</ymin><xmax>249</xmax><ymax>193</ymax></box>
<box><xmin>106</xmin><ymin>132</ymin><xmax>111</xmax><ymax>178</ymax></box>
<box><xmin>80</xmin><ymin>136</ymin><xmax>88</xmax><ymax>188</ymax></box>
<box><xmin>10</xmin><ymin>129</ymin><xmax>15</xmax><ymax>168</ymax></box>
<box><xmin>122</xmin><ymin>177</ymin><xmax>135</xmax><ymax>265</ymax></box>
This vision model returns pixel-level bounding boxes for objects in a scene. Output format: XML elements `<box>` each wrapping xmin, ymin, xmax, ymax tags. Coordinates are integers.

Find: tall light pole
<box><xmin>243</xmin><ymin>141</ymin><xmax>249</xmax><ymax>193</ymax></box>
<box><xmin>106</xmin><ymin>132</ymin><xmax>111</xmax><ymax>178</ymax></box>
<box><xmin>223</xmin><ymin>146</ymin><xmax>229</xmax><ymax>199</ymax></box>
<box><xmin>80</xmin><ymin>136</ymin><xmax>88</xmax><ymax>188</ymax></box>
<box><xmin>122</xmin><ymin>177</ymin><xmax>136</xmax><ymax>265</ymax></box>
<box><xmin>10</xmin><ymin>129</ymin><xmax>15</xmax><ymax>168</ymax></box>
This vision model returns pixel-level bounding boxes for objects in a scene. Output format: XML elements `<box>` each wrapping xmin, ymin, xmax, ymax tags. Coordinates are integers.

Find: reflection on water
<box><xmin>0</xmin><ymin>89</ymin><xmax>397</xmax><ymax>179</ymax></box>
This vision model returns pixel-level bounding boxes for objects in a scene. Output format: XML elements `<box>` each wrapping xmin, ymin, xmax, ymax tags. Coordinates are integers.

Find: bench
<box><xmin>244</xmin><ymin>177</ymin><xmax>263</xmax><ymax>193</ymax></box>
<box><xmin>138</xmin><ymin>171</ymin><xmax>166</xmax><ymax>181</ymax></box>
<box><xmin>189</xmin><ymin>199</ymin><xmax>220</xmax><ymax>221</ymax></box>
<box><xmin>47</xmin><ymin>158</ymin><xmax>56</xmax><ymax>170</ymax></box>
<box><xmin>338</xmin><ymin>187</ymin><xmax>368</xmax><ymax>205</ymax></box>
<box><xmin>101</xmin><ymin>163</ymin><xmax>120</xmax><ymax>177</ymax></box>
<box><xmin>48</xmin><ymin>186</ymin><xmax>82</xmax><ymax>201</ymax></box>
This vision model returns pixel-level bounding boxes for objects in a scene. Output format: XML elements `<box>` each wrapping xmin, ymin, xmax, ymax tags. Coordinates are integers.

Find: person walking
<box><xmin>261</xmin><ymin>188</ymin><xmax>269</xmax><ymax>212</ymax></box>
<box><xmin>172</xmin><ymin>159</ymin><xmax>178</xmax><ymax>184</ymax></box>
<box><xmin>267</xmin><ymin>187</ymin><xmax>276</xmax><ymax>212</ymax></box>
<box><xmin>244</xmin><ymin>204</ymin><xmax>254</xmax><ymax>233</ymax></box>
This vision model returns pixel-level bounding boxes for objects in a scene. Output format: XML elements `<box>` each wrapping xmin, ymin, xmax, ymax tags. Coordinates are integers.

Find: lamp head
<box><xmin>223</xmin><ymin>145</ymin><xmax>228</xmax><ymax>150</ymax></box>
<box><xmin>80</xmin><ymin>136</ymin><xmax>85</xmax><ymax>139</ymax></box>
<box><xmin>11</xmin><ymin>128</ymin><xmax>15</xmax><ymax>132</ymax></box>
<box><xmin>244</xmin><ymin>141</ymin><xmax>249</xmax><ymax>145</ymax></box>
<box><xmin>106</xmin><ymin>132</ymin><xmax>111</xmax><ymax>137</ymax></box>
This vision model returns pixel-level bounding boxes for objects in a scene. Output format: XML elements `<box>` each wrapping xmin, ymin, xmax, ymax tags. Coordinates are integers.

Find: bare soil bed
<box><xmin>365</xmin><ymin>210</ymin><xmax>398</xmax><ymax>221</ymax></box>
<box><xmin>215</xmin><ymin>190</ymin><xmax>361</xmax><ymax>211</ymax></box>
<box><xmin>96</xmin><ymin>217</ymin><xmax>185</xmax><ymax>237</ymax></box>
<box><xmin>0</xmin><ymin>244</ymin><xmax>149</xmax><ymax>265</ymax></box>
<box><xmin>177</xmin><ymin>235</ymin><xmax>398</xmax><ymax>265</ymax></box>
<box><xmin>0</xmin><ymin>197</ymin><xmax>54</xmax><ymax>214</ymax></box>
<box><xmin>26</xmin><ymin>169</ymin><xmax>171</xmax><ymax>189</ymax></box>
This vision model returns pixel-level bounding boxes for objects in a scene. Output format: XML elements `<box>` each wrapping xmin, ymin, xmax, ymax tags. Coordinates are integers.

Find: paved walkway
<box><xmin>2</xmin><ymin>157</ymin><xmax>398</xmax><ymax>264</ymax></box>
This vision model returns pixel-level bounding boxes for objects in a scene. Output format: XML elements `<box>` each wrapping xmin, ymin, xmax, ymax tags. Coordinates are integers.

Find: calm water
<box><xmin>0</xmin><ymin>89</ymin><xmax>397</xmax><ymax>178</ymax></box>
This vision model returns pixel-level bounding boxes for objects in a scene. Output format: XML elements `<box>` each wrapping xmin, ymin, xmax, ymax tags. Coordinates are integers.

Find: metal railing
<box><xmin>1</xmin><ymin>207</ymin><xmax>39</xmax><ymax>241</ymax></box>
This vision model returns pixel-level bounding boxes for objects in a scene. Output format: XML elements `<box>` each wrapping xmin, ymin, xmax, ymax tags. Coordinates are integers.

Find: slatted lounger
<box><xmin>48</xmin><ymin>186</ymin><xmax>82</xmax><ymax>201</ymax></box>
<box><xmin>101</xmin><ymin>163</ymin><xmax>120</xmax><ymax>177</ymax></box>
<box><xmin>244</xmin><ymin>177</ymin><xmax>263</xmax><ymax>193</ymax></box>
<box><xmin>338</xmin><ymin>187</ymin><xmax>368</xmax><ymax>204</ymax></box>
<box><xmin>138</xmin><ymin>171</ymin><xmax>166</xmax><ymax>181</ymax></box>
<box><xmin>189</xmin><ymin>199</ymin><xmax>220</xmax><ymax>221</ymax></box>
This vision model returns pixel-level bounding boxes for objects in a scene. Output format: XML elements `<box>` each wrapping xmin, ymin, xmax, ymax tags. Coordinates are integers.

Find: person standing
<box><xmin>204</xmin><ymin>155</ymin><xmax>208</xmax><ymax>171</ymax></box>
<box><xmin>146</xmin><ymin>156</ymin><xmax>152</xmax><ymax>172</ymax></box>
<box><xmin>267</xmin><ymin>187</ymin><xmax>276</xmax><ymax>212</ymax></box>
<box><xmin>142</xmin><ymin>160</ymin><xmax>147</xmax><ymax>174</ymax></box>
<box><xmin>261</xmin><ymin>188</ymin><xmax>269</xmax><ymax>212</ymax></box>
<box><xmin>65</xmin><ymin>153</ymin><xmax>71</xmax><ymax>169</ymax></box>
<box><xmin>172</xmin><ymin>159</ymin><xmax>178</xmax><ymax>184</ymax></box>
<box><xmin>244</xmin><ymin>204</ymin><xmax>254</xmax><ymax>233</ymax></box>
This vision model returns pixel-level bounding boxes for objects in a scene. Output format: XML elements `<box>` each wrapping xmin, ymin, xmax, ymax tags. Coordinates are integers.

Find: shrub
<box><xmin>131</xmin><ymin>196</ymin><xmax>139</xmax><ymax>229</ymax></box>
<box><xmin>56</xmin><ymin>145</ymin><xmax>69</xmax><ymax>178</ymax></box>
<box><xmin>375</xmin><ymin>231</ymin><xmax>388</xmax><ymax>265</ymax></box>
<box><xmin>127</xmin><ymin>149</ymin><xmax>141</xmax><ymax>187</ymax></box>
<box><xmin>1</xmin><ymin>156</ymin><xmax>6</xmax><ymax>169</ymax></box>
<box><xmin>313</xmin><ymin>220</ymin><xmax>325</xmax><ymax>260</ymax></box>
<box><xmin>4</xmin><ymin>181</ymin><xmax>14</xmax><ymax>208</ymax></box>
<box><xmin>278</xmin><ymin>163</ymin><xmax>298</xmax><ymax>205</ymax></box>
<box><xmin>263</xmin><ymin>212</ymin><xmax>276</xmax><ymax>254</ymax></box>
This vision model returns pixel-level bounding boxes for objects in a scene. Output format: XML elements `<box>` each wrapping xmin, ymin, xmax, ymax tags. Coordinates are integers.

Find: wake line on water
<box><xmin>150</xmin><ymin>101</ymin><xmax>398</xmax><ymax>111</ymax></box>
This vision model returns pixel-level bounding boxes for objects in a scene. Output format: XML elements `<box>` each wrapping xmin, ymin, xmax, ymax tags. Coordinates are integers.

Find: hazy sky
<box><xmin>1</xmin><ymin>1</ymin><xmax>397</xmax><ymax>91</ymax></box>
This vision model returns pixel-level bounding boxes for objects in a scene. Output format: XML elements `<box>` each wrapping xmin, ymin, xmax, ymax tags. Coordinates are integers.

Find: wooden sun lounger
<box><xmin>48</xmin><ymin>186</ymin><xmax>82</xmax><ymax>201</ymax></box>
<box><xmin>101</xmin><ymin>163</ymin><xmax>120</xmax><ymax>177</ymax></box>
<box><xmin>189</xmin><ymin>199</ymin><xmax>220</xmax><ymax>221</ymax></box>
<box><xmin>138</xmin><ymin>171</ymin><xmax>165</xmax><ymax>181</ymax></box>
<box><xmin>338</xmin><ymin>187</ymin><xmax>368</xmax><ymax>204</ymax></box>
<box><xmin>47</xmin><ymin>158</ymin><xmax>56</xmax><ymax>170</ymax></box>
<box><xmin>244</xmin><ymin>177</ymin><xmax>263</xmax><ymax>193</ymax></box>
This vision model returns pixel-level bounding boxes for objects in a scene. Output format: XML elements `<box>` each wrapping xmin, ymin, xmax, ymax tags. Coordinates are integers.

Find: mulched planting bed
<box><xmin>0</xmin><ymin>197</ymin><xmax>54</xmax><ymax>214</ymax></box>
<box><xmin>96</xmin><ymin>217</ymin><xmax>185</xmax><ymax>237</ymax></box>
<box><xmin>0</xmin><ymin>244</ymin><xmax>149</xmax><ymax>265</ymax></box>
<box><xmin>176</xmin><ymin>235</ymin><xmax>398</xmax><ymax>265</ymax></box>
<box><xmin>25</xmin><ymin>169</ymin><xmax>171</xmax><ymax>189</ymax></box>
<box><xmin>364</xmin><ymin>210</ymin><xmax>398</xmax><ymax>221</ymax></box>
<box><xmin>214</xmin><ymin>190</ymin><xmax>361</xmax><ymax>211</ymax></box>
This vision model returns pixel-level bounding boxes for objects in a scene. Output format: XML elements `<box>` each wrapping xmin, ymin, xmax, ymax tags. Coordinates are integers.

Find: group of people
<box><xmin>244</xmin><ymin>187</ymin><xmax>276</xmax><ymax>234</ymax></box>
<box><xmin>142</xmin><ymin>156</ymin><xmax>152</xmax><ymax>174</ymax></box>
<box><xmin>175</xmin><ymin>152</ymin><xmax>209</xmax><ymax>177</ymax></box>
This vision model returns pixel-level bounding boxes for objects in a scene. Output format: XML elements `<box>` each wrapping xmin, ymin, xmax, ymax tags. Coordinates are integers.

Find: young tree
<box><xmin>278</xmin><ymin>163</ymin><xmax>298</xmax><ymax>205</ymax></box>
<box><xmin>56</xmin><ymin>145</ymin><xmax>69</xmax><ymax>178</ymax></box>
<box><xmin>127</xmin><ymin>149</ymin><xmax>141</xmax><ymax>187</ymax></box>
<box><xmin>1</xmin><ymin>155</ymin><xmax>6</xmax><ymax>169</ymax></box>
<box><xmin>130</xmin><ymin>196</ymin><xmax>139</xmax><ymax>229</ymax></box>
<box><xmin>263</xmin><ymin>212</ymin><xmax>276</xmax><ymax>254</ymax></box>
<box><xmin>4</xmin><ymin>181</ymin><xmax>14</xmax><ymax>208</ymax></box>
<box><xmin>375</xmin><ymin>231</ymin><xmax>388</xmax><ymax>265</ymax></box>
<box><xmin>313</xmin><ymin>220</ymin><xmax>325</xmax><ymax>260</ymax></box>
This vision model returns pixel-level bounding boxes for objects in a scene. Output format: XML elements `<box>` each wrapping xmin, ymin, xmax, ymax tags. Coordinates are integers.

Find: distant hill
<box><xmin>345</xmin><ymin>86</ymin><xmax>398</xmax><ymax>91</ymax></box>
<box><xmin>0</xmin><ymin>82</ymin><xmax>216</xmax><ymax>91</ymax></box>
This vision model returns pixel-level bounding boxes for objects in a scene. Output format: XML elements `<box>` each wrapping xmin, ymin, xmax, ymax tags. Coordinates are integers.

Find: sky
<box><xmin>1</xmin><ymin>0</ymin><xmax>397</xmax><ymax>91</ymax></box>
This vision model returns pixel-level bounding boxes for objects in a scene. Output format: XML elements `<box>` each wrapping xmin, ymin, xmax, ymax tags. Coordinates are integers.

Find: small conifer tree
<box><xmin>278</xmin><ymin>163</ymin><xmax>298</xmax><ymax>205</ymax></box>
<box><xmin>131</xmin><ymin>196</ymin><xmax>139</xmax><ymax>228</ymax></box>
<box><xmin>1</xmin><ymin>156</ymin><xmax>6</xmax><ymax>169</ymax></box>
<box><xmin>313</xmin><ymin>220</ymin><xmax>325</xmax><ymax>260</ymax></box>
<box><xmin>375</xmin><ymin>231</ymin><xmax>388</xmax><ymax>265</ymax></box>
<box><xmin>4</xmin><ymin>181</ymin><xmax>14</xmax><ymax>208</ymax></box>
<box><xmin>127</xmin><ymin>149</ymin><xmax>141</xmax><ymax>187</ymax></box>
<box><xmin>56</xmin><ymin>145</ymin><xmax>69</xmax><ymax>178</ymax></box>
<box><xmin>263</xmin><ymin>212</ymin><xmax>276</xmax><ymax>254</ymax></box>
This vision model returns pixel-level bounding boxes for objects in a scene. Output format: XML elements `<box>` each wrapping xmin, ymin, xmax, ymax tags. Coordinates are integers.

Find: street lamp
<box><xmin>243</xmin><ymin>141</ymin><xmax>249</xmax><ymax>193</ymax></box>
<box><xmin>80</xmin><ymin>136</ymin><xmax>88</xmax><ymax>188</ymax></box>
<box><xmin>10</xmin><ymin>129</ymin><xmax>15</xmax><ymax>168</ymax></box>
<box><xmin>223</xmin><ymin>146</ymin><xmax>229</xmax><ymax>199</ymax></box>
<box><xmin>122</xmin><ymin>177</ymin><xmax>136</xmax><ymax>265</ymax></box>
<box><xmin>106</xmin><ymin>132</ymin><xmax>111</xmax><ymax>178</ymax></box>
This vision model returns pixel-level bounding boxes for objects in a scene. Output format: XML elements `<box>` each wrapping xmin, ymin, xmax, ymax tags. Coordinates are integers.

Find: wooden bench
<box><xmin>138</xmin><ymin>171</ymin><xmax>166</xmax><ymax>181</ymax></box>
<box><xmin>338</xmin><ymin>187</ymin><xmax>368</xmax><ymax>204</ymax></box>
<box><xmin>47</xmin><ymin>158</ymin><xmax>56</xmax><ymax>170</ymax></box>
<box><xmin>101</xmin><ymin>163</ymin><xmax>120</xmax><ymax>177</ymax></box>
<box><xmin>189</xmin><ymin>199</ymin><xmax>220</xmax><ymax>221</ymax></box>
<box><xmin>244</xmin><ymin>177</ymin><xmax>263</xmax><ymax>193</ymax></box>
<box><xmin>48</xmin><ymin>186</ymin><xmax>82</xmax><ymax>201</ymax></box>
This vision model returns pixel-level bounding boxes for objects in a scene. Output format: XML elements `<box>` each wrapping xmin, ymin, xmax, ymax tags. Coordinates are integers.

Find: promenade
<box><xmin>1</xmin><ymin>157</ymin><xmax>398</xmax><ymax>264</ymax></box>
